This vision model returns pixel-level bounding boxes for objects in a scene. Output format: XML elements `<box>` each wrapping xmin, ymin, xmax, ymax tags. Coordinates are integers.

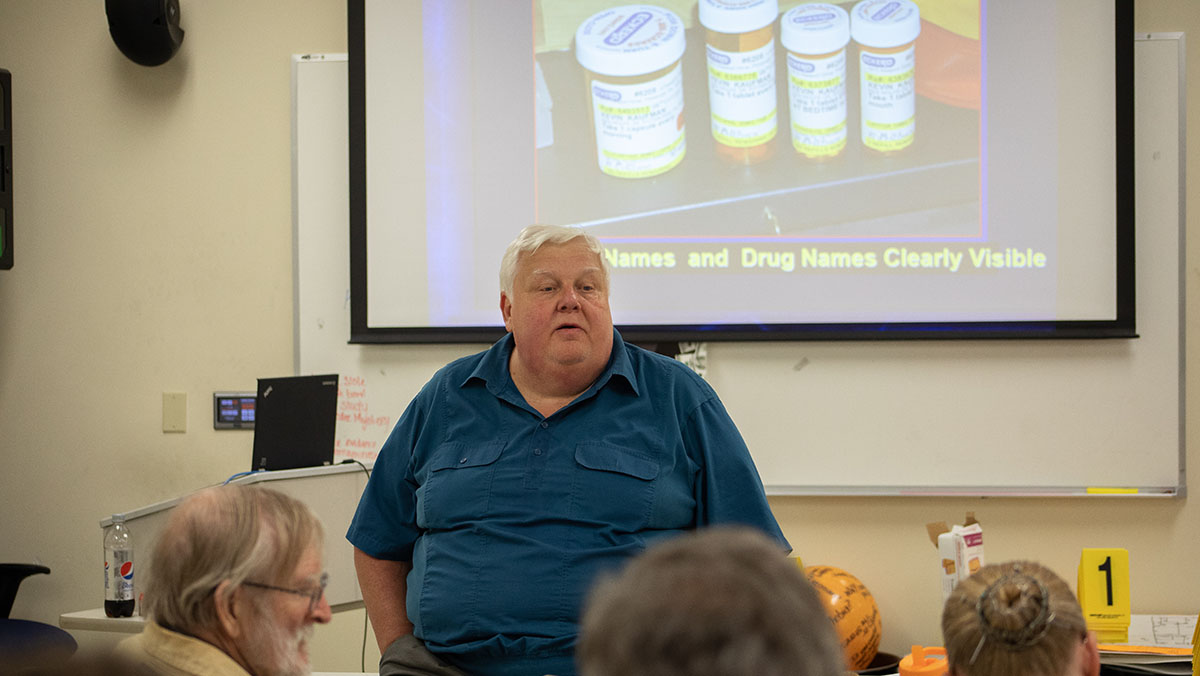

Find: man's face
<box><xmin>501</xmin><ymin>239</ymin><xmax>614</xmax><ymax>376</ymax></box>
<box><xmin>240</xmin><ymin>545</ymin><xmax>331</xmax><ymax>676</ymax></box>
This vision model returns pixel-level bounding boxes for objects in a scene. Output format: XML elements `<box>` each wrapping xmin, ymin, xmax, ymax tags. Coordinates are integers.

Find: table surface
<box><xmin>58</xmin><ymin>608</ymin><xmax>144</xmax><ymax>634</ymax></box>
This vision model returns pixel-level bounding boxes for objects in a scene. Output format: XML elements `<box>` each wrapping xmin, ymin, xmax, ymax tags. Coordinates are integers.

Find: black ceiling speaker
<box><xmin>105</xmin><ymin>0</ymin><xmax>185</xmax><ymax>67</ymax></box>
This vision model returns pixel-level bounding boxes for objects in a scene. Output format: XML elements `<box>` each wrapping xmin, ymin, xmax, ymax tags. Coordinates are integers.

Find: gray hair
<box><xmin>499</xmin><ymin>225</ymin><xmax>610</xmax><ymax>296</ymax></box>
<box><xmin>578</xmin><ymin>527</ymin><xmax>847</xmax><ymax>676</ymax></box>
<box><xmin>143</xmin><ymin>484</ymin><xmax>324</xmax><ymax>634</ymax></box>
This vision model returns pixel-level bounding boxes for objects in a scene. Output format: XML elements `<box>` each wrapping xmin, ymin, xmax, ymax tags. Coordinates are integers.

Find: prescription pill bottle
<box><xmin>575</xmin><ymin>6</ymin><xmax>687</xmax><ymax>179</ymax></box>
<box><xmin>780</xmin><ymin>3</ymin><xmax>850</xmax><ymax>159</ymax></box>
<box><xmin>698</xmin><ymin>0</ymin><xmax>779</xmax><ymax>165</ymax></box>
<box><xmin>850</xmin><ymin>0</ymin><xmax>921</xmax><ymax>153</ymax></box>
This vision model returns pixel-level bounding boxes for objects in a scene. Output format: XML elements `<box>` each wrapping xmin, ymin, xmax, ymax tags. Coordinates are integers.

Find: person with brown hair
<box><xmin>117</xmin><ymin>485</ymin><xmax>332</xmax><ymax>676</ymax></box>
<box><xmin>577</xmin><ymin>526</ymin><xmax>846</xmax><ymax>676</ymax></box>
<box><xmin>941</xmin><ymin>561</ymin><xmax>1100</xmax><ymax>676</ymax></box>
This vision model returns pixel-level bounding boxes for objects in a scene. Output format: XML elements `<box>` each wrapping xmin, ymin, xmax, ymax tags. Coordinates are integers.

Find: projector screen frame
<box><xmin>347</xmin><ymin>0</ymin><xmax>1135</xmax><ymax>345</ymax></box>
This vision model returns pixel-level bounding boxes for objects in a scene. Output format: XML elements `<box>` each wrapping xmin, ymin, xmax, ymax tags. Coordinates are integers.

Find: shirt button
<box><xmin>540</xmin><ymin>421</ymin><xmax>549</xmax><ymax>429</ymax></box>
<box><xmin>534</xmin><ymin>448</ymin><xmax>542</xmax><ymax>456</ymax></box>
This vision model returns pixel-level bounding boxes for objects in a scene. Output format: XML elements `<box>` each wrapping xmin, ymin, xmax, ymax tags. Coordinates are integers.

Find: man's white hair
<box><xmin>499</xmin><ymin>225</ymin><xmax>610</xmax><ymax>296</ymax></box>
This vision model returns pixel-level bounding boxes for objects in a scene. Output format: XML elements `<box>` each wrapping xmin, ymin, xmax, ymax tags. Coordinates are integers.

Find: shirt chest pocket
<box><xmin>417</xmin><ymin>441</ymin><xmax>505</xmax><ymax>529</ymax></box>
<box><xmin>568</xmin><ymin>442</ymin><xmax>659</xmax><ymax>529</ymax></box>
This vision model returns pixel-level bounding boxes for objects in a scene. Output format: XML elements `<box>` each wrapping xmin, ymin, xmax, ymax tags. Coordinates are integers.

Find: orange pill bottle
<box><xmin>575</xmin><ymin>5</ymin><xmax>688</xmax><ymax>179</ymax></box>
<box><xmin>698</xmin><ymin>0</ymin><xmax>779</xmax><ymax>165</ymax></box>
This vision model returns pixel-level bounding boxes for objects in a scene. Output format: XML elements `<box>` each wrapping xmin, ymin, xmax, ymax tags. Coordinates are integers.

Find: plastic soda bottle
<box><xmin>103</xmin><ymin>514</ymin><xmax>135</xmax><ymax>617</ymax></box>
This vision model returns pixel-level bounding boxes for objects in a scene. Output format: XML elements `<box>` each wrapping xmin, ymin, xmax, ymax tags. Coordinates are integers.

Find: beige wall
<box><xmin>0</xmin><ymin>1</ymin><xmax>1194</xmax><ymax>672</ymax></box>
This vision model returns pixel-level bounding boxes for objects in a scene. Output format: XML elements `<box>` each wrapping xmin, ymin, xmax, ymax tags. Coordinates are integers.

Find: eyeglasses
<box><xmin>243</xmin><ymin>572</ymin><xmax>328</xmax><ymax>613</ymax></box>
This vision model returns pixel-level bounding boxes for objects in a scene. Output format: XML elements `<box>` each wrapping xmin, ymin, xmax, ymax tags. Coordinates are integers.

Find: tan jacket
<box><xmin>116</xmin><ymin>620</ymin><xmax>250</xmax><ymax>676</ymax></box>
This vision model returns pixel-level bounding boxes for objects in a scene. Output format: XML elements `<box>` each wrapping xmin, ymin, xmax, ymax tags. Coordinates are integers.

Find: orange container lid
<box><xmin>898</xmin><ymin>645</ymin><xmax>948</xmax><ymax>676</ymax></box>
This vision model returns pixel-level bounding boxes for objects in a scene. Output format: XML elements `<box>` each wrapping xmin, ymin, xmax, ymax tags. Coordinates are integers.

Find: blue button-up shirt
<box><xmin>347</xmin><ymin>330</ymin><xmax>787</xmax><ymax>676</ymax></box>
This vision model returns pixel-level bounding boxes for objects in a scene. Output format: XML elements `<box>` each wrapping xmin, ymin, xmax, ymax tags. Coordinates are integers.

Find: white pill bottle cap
<box><xmin>698</xmin><ymin>0</ymin><xmax>779</xmax><ymax>34</ymax></box>
<box><xmin>575</xmin><ymin>5</ymin><xmax>686</xmax><ymax>77</ymax></box>
<box><xmin>851</xmin><ymin>0</ymin><xmax>921</xmax><ymax>48</ymax></box>
<box><xmin>781</xmin><ymin>3</ymin><xmax>851</xmax><ymax>55</ymax></box>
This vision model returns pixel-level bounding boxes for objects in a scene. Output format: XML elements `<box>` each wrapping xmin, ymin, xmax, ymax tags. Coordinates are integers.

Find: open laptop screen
<box><xmin>251</xmin><ymin>374</ymin><xmax>338</xmax><ymax>471</ymax></box>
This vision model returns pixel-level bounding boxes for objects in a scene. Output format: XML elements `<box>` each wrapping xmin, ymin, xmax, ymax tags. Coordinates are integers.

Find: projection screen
<box><xmin>348</xmin><ymin>0</ymin><xmax>1133</xmax><ymax>343</ymax></box>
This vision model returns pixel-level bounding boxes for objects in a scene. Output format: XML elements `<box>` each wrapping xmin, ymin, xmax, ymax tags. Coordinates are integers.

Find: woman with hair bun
<box><xmin>941</xmin><ymin>561</ymin><xmax>1101</xmax><ymax>676</ymax></box>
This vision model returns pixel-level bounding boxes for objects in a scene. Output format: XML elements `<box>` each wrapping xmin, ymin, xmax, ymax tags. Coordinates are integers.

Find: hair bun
<box><xmin>974</xmin><ymin>569</ymin><xmax>1057</xmax><ymax>651</ymax></box>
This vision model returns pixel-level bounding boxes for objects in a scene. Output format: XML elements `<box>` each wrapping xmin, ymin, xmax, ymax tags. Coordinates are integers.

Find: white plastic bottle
<box><xmin>851</xmin><ymin>0</ymin><xmax>921</xmax><ymax>153</ymax></box>
<box><xmin>103</xmin><ymin>514</ymin><xmax>135</xmax><ymax>617</ymax></box>
<box><xmin>781</xmin><ymin>3</ymin><xmax>851</xmax><ymax>159</ymax></box>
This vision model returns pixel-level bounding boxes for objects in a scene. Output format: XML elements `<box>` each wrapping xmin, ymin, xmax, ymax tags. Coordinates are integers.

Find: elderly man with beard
<box><xmin>118</xmin><ymin>485</ymin><xmax>331</xmax><ymax>676</ymax></box>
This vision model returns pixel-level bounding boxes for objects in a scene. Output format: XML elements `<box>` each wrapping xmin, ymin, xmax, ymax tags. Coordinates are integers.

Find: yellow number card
<box><xmin>1078</xmin><ymin>548</ymin><xmax>1131</xmax><ymax>642</ymax></box>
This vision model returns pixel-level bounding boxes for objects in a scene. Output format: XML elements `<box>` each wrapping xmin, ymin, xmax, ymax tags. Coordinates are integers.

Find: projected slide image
<box><xmin>533</xmin><ymin>0</ymin><xmax>982</xmax><ymax>241</ymax></box>
<box><xmin>360</xmin><ymin>0</ymin><xmax>1121</xmax><ymax>332</ymax></box>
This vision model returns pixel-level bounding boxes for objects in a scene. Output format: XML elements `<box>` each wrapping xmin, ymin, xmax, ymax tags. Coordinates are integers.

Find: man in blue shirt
<box><xmin>347</xmin><ymin>225</ymin><xmax>787</xmax><ymax>676</ymax></box>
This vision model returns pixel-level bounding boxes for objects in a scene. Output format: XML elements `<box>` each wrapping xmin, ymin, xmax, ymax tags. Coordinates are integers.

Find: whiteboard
<box><xmin>292</xmin><ymin>37</ymin><xmax>1184</xmax><ymax>496</ymax></box>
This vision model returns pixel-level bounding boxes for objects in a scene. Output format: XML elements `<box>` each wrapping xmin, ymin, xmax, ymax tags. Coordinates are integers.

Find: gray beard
<box><xmin>241</xmin><ymin>617</ymin><xmax>314</xmax><ymax>676</ymax></box>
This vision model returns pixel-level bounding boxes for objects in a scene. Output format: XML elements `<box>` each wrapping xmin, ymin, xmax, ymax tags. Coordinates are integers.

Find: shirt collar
<box><xmin>594</xmin><ymin>328</ymin><xmax>639</xmax><ymax>396</ymax></box>
<box><xmin>462</xmin><ymin>329</ymin><xmax>639</xmax><ymax>398</ymax></box>
<box><xmin>462</xmin><ymin>332</ymin><xmax>515</xmax><ymax>395</ymax></box>
<box><xmin>136</xmin><ymin>621</ymin><xmax>253</xmax><ymax>676</ymax></box>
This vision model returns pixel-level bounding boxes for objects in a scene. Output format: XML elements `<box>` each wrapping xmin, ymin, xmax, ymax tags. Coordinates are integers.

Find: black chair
<box><xmin>0</xmin><ymin>563</ymin><xmax>78</xmax><ymax>669</ymax></box>
<box><xmin>0</xmin><ymin>563</ymin><xmax>51</xmax><ymax>618</ymax></box>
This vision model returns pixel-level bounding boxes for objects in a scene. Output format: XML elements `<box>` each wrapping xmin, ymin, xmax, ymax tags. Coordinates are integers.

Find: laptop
<box><xmin>251</xmin><ymin>374</ymin><xmax>338</xmax><ymax>471</ymax></box>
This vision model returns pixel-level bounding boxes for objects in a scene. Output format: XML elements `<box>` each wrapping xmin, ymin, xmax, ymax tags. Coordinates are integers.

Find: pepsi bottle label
<box><xmin>104</xmin><ymin>550</ymin><xmax>135</xmax><ymax>617</ymax></box>
<box><xmin>104</xmin><ymin>550</ymin><xmax>134</xmax><ymax>601</ymax></box>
